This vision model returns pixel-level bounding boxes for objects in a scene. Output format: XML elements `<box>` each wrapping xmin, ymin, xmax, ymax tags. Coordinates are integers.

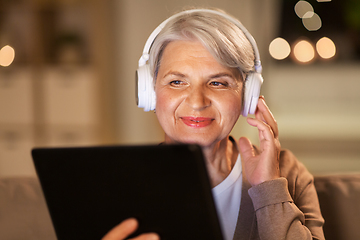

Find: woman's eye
<box><xmin>170</xmin><ymin>80</ymin><xmax>184</xmax><ymax>86</ymax></box>
<box><xmin>210</xmin><ymin>81</ymin><xmax>228</xmax><ymax>87</ymax></box>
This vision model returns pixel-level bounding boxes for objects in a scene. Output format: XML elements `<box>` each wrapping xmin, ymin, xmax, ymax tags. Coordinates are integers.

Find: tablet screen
<box><xmin>32</xmin><ymin>144</ymin><xmax>224</xmax><ymax>240</ymax></box>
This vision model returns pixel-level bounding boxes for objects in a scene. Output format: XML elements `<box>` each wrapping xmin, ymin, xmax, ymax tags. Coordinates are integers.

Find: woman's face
<box><xmin>155</xmin><ymin>40</ymin><xmax>243</xmax><ymax>147</ymax></box>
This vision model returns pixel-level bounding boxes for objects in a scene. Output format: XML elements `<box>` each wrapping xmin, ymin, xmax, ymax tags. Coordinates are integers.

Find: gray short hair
<box><xmin>149</xmin><ymin>9</ymin><xmax>255</xmax><ymax>81</ymax></box>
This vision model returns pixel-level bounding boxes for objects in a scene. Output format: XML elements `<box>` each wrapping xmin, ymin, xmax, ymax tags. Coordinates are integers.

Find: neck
<box><xmin>201</xmin><ymin>137</ymin><xmax>238</xmax><ymax>187</ymax></box>
<box><xmin>162</xmin><ymin>135</ymin><xmax>239</xmax><ymax>187</ymax></box>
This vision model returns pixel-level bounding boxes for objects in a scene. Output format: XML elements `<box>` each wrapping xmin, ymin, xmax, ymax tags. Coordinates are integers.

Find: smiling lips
<box><xmin>181</xmin><ymin>117</ymin><xmax>214</xmax><ymax>128</ymax></box>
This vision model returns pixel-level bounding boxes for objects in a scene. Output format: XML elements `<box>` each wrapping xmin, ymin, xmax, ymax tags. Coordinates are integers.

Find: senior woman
<box><xmin>103</xmin><ymin>8</ymin><xmax>325</xmax><ymax>240</ymax></box>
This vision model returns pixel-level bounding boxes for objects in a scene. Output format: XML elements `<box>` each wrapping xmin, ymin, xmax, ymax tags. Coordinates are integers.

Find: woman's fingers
<box><xmin>255</xmin><ymin>96</ymin><xmax>279</xmax><ymax>139</ymax></box>
<box><xmin>238</xmin><ymin>137</ymin><xmax>255</xmax><ymax>159</ymax></box>
<box><xmin>240</xmin><ymin>97</ymin><xmax>281</xmax><ymax>186</ymax></box>
<box><xmin>129</xmin><ymin>233</ymin><xmax>160</xmax><ymax>240</ymax></box>
<box><xmin>102</xmin><ymin>218</ymin><xmax>159</xmax><ymax>240</ymax></box>
<box><xmin>246</xmin><ymin>117</ymin><xmax>275</xmax><ymax>143</ymax></box>
<box><xmin>102</xmin><ymin>218</ymin><xmax>138</xmax><ymax>240</ymax></box>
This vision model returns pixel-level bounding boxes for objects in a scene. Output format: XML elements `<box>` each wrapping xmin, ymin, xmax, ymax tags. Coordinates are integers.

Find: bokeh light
<box><xmin>0</xmin><ymin>45</ymin><xmax>15</xmax><ymax>67</ymax></box>
<box><xmin>269</xmin><ymin>37</ymin><xmax>291</xmax><ymax>60</ymax></box>
<box><xmin>302</xmin><ymin>11</ymin><xmax>315</xmax><ymax>19</ymax></box>
<box><xmin>294</xmin><ymin>1</ymin><xmax>314</xmax><ymax>18</ymax></box>
<box><xmin>302</xmin><ymin>12</ymin><xmax>322</xmax><ymax>31</ymax></box>
<box><xmin>316</xmin><ymin>37</ymin><xmax>336</xmax><ymax>59</ymax></box>
<box><xmin>293</xmin><ymin>40</ymin><xmax>315</xmax><ymax>63</ymax></box>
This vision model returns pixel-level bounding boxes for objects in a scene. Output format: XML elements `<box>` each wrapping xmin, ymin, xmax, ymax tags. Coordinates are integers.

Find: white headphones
<box><xmin>136</xmin><ymin>9</ymin><xmax>263</xmax><ymax>116</ymax></box>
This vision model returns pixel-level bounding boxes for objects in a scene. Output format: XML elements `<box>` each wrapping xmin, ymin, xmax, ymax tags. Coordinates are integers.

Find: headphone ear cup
<box><xmin>136</xmin><ymin>64</ymin><xmax>156</xmax><ymax>111</ymax></box>
<box><xmin>242</xmin><ymin>72</ymin><xmax>263</xmax><ymax>116</ymax></box>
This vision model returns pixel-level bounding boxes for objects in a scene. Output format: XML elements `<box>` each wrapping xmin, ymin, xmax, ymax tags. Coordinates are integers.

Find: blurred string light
<box><xmin>294</xmin><ymin>0</ymin><xmax>322</xmax><ymax>31</ymax></box>
<box><xmin>269</xmin><ymin>38</ymin><xmax>291</xmax><ymax>60</ymax></box>
<box><xmin>269</xmin><ymin>37</ymin><xmax>336</xmax><ymax>62</ymax></box>
<box><xmin>294</xmin><ymin>0</ymin><xmax>314</xmax><ymax>18</ymax></box>
<box><xmin>268</xmin><ymin>0</ymin><xmax>335</xmax><ymax>63</ymax></box>
<box><xmin>316</xmin><ymin>37</ymin><xmax>336</xmax><ymax>59</ymax></box>
<box><xmin>0</xmin><ymin>45</ymin><xmax>15</xmax><ymax>67</ymax></box>
<box><xmin>293</xmin><ymin>40</ymin><xmax>315</xmax><ymax>63</ymax></box>
<box><xmin>302</xmin><ymin>12</ymin><xmax>322</xmax><ymax>31</ymax></box>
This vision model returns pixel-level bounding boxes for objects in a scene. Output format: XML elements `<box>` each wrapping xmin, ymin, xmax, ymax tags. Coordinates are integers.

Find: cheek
<box><xmin>156</xmin><ymin>89</ymin><xmax>173</xmax><ymax>110</ymax></box>
<box><xmin>155</xmin><ymin>89</ymin><xmax>179</xmax><ymax>125</ymax></box>
<box><xmin>218</xmin><ymin>95</ymin><xmax>242</xmax><ymax>122</ymax></box>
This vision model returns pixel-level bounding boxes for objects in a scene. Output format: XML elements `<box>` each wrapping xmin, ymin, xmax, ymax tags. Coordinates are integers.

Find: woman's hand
<box><xmin>238</xmin><ymin>96</ymin><xmax>281</xmax><ymax>186</ymax></box>
<box><xmin>102</xmin><ymin>218</ymin><xmax>159</xmax><ymax>240</ymax></box>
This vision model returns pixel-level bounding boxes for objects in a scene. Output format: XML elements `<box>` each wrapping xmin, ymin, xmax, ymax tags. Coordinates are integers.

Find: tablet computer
<box><xmin>32</xmin><ymin>144</ymin><xmax>224</xmax><ymax>240</ymax></box>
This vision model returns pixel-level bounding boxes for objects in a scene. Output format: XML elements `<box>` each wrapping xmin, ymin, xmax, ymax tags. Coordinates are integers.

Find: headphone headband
<box><xmin>140</xmin><ymin>9</ymin><xmax>262</xmax><ymax>73</ymax></box>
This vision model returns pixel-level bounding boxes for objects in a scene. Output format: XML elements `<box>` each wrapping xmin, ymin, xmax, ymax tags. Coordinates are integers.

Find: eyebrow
<box><xmin>209</xmin><ymin>73</ymin><xmax>236</xmax><ymax>80</ymax></box>
<box><xmin>162</xmin><ymin>71</ymin><xmax>236</xmax><ymax>80</ymax></box>
<box><xmin>163</xmin><ymin>71</ymin><xmax>187</xmax><ymax>79</ymax></box>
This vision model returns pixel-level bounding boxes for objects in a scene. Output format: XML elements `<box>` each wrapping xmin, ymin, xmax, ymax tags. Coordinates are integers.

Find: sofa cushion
<box><xmin>314</xmin><ymin>174</ymin><xmax>360</xmax><ymax>240</ymax></box>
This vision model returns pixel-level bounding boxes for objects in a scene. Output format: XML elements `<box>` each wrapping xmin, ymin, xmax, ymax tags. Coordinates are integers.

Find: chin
<box><xmin>165</xmin><ymin>134</ymin><xmax>223</xmax><ymax>148</ymax></box>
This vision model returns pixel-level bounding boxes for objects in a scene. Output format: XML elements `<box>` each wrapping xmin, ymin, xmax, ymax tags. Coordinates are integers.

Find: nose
<box><xmin>185</xmin><ymin>85</ymin><xmax>211</xmax><ymax>111</ymax></box>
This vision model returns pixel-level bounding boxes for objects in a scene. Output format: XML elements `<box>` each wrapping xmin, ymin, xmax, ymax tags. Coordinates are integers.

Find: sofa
<box><xmin>314</xmin><ymin>174</ymin><xmax>360</xmax><ymax>240</ymax></box>
<box><xmin>0</xmin><ymin>177</ymin><xmax>56</xmax><ymax>240</ymax></box>
<box><xmin>1</xmin><ymin>174</ymin><xmax>359</xmax><ymax>240</ymax></box>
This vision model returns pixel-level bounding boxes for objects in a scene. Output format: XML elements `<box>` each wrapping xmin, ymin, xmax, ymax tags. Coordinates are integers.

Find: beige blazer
<box><xmin>233</xmin><ymin>149</ymin><xmax>325</xmax><ymax>240</ymax></box>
